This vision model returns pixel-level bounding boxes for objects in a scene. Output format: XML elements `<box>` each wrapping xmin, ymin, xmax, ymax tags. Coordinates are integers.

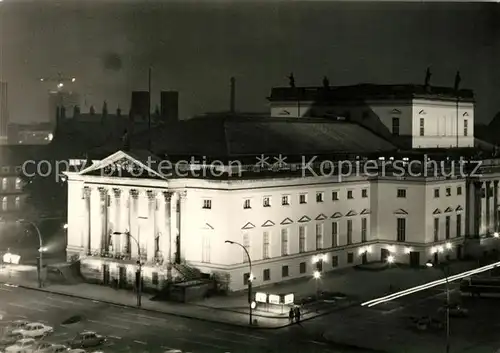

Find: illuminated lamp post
<box><xmin>426</xmin><ymin>260</ymin><xmax>451</xmax><ymax>353</ymax></box>
<box><xmin>313</xmin><ymin>270</ymin><xmax>321</xmax><ymax>297</ymax></box>
<box><xmin>17</xmin><ymin>219</ymin><xmax>44</xmax><ymax>288</ymax></box>
<box><xmin>225</xmin><ymin>240</ymin><xmax>253</xmax><ymax>325</ymax></box>
<box><xmin>113</xmin><ymin>231</ymin><xmax>143</xmax><ymax>307</ymax></box>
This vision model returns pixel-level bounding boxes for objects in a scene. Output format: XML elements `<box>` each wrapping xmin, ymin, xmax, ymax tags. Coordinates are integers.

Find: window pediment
<box><xmin>345</xmin><ymin>210</ymin><xmax>358</xmax><ymax>217</ymax></box>
<box><xmin>241</xmin><ymin>222</ymin><xmax>255</xmax><ymax>230</ymax></box>
<box><xmin>360</xmin><ymin>209</ymin><xmax>370</xmax><ymax>215</ymax></box>
<box><xmin>280</xmin><ymin>217</ymin><xmax>293</xmax><ymax>225</ymax></box>
<box><xmin>298</xmin><ymin>216</ymin><xmax>311</xmax><ymax>223</ymax></box>
<box><xmin>456</xmin><ymin>205</ymin><xmax>463</xmax><ymax>211</ymax></box>
<box><xmin>390</xmin><ymin>109</ymin><xmax>402</xmax><ymax>115</ymax></box>
<box><xmin>444</xmin><ymin>207</ymin><xmax>453</xmax><ymax>213</ymax></box>
<box><xmin>315</xmin><ymin>214</ymin><xmax>327</xmax><ymax>221</ymax></box>
<box><xmin>433</xmin><ymin>208</ymin><xmax>442</xmax><ymax>215</ymax></box>
<box><xmin>262</xmin><ymin>220</ymin><xmax>275</xmax><ymax>227</ymax></box>
<box><xmin>394</xmin><ymin>209</ymin><xmax>408</xmax><ymax>215</ymax></box>
<box><xmin>331</xmin><ymin>212</ymin><xmax>343</xmax><ymax>218</ymax></box>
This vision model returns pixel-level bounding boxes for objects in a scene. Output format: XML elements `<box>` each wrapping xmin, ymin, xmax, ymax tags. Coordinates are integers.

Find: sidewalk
<box><xmin>0</xmin><ymin>261</ymin><xmax>478</xmax><ymax>330</ymax></box>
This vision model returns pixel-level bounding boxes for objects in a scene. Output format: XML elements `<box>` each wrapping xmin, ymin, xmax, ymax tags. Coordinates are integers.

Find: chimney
<box><xmin>131</xmin><ymin>91</ymin><xmax>150</xmax><ymax>121</ymax></box>
<box><xmin>230</xmin><ymin>77</ymin><xmax>236</xmax><ymax>114</ymax></box>
<box><xmin>160</xmin><ymin>91</ymin><xmax>179</xmax><ymax>122</ymax></box>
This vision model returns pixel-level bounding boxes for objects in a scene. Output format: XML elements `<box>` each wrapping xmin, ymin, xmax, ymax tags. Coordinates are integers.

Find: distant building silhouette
<box><xmin>160</xmin><ymin>91</ymin><xmax>179</xmax><ymax>122</ymax></box>
<box><xmin>0</xmin><ymin>82</ymin><xmax>8</xmax><ymax>144</ymax></box>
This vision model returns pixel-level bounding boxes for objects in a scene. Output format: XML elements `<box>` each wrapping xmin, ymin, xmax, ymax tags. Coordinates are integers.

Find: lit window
<box><xmin>281</xmin><ymin>228</ymin><xmax>289</xmax><ymax>256</ymax></box>
<box><xmin>15</xmin><ymin>178</ymin><xmax>22</xmax><ymax>190</ymax></box>
<box><xmin>15</xmin><ymin>197</ymin><xmax>20</xmax><ymax>210</ymax></box>
<box><xmin>263</xmin><ymin>231</ymin><xmax>270</xmax><ymax>259</ymax></box>
<box><xmin>2</xmin><ymin>197</ymin><xmax>7</xmax><ymax>211</ymax></box>
<box><xmin>1</xmin><ymin>178</ymin><xmax>7</xmax><ymax>190</ymax></box>
<box><xmin>315</xmin><ymin>224</ymin><xmax>323</xmax><ymax>250</ymax></box>
<box><xmin>298</xmin><ymin>226</ymin><xmax>306</xmax><ymax>253</ymax></box>
<box><xmin>243</xmin><ymin>233</ymin><xmax>250</xmax><ymax>263</ymax></box>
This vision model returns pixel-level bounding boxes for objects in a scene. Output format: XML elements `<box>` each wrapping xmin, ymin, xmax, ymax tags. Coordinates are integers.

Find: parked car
<box><xmin>5</xmin><ymin>322</ymin><xmax>29</xmax><ymax>336</ymax></box>
<box><xmin>0</xmin><ymin>333</ymin><xmax>23</xmax><ymax>348</ymax></box>
<box><xmin>5</xmin><ymin>338</ymin><xmax>36</xmax><ymax>353</ymax></box>
<box><xmin>18</xmin><ymin>323</ymin><xmax>53</xmax><ymax>338</ymax></box>
<box><xmin>31</xmin><ymin>343</ymin><xmax>68</xmax><ymax>353</ymax></box>
<box><xmin>438</xmin><ymin>304</ymin><xmax>469</xmax><ymax>318</ymax></box>
<box><xmin>68</xmin><ymin>332</ymin><xmax>106</xmax><ymax>349</ymax></box>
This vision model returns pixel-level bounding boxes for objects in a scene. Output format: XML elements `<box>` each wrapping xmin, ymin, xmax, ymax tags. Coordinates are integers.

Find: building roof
<box><xmin>268</xmin><ymin>84</ymin><xmax>474</xmax><ymax>103</ymax></box>
<box><xmin>0</xmin><ymin>145</ymin><xmax>46</xmax><ymax>167</ymax></box>
<box><xmin>89</xmin><ymin>114</ymin><xmax>398</xmax><ymax>159</ymax></box>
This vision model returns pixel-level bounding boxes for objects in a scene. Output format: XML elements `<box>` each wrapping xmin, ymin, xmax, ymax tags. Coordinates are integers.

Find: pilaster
<box><xmin>130</xmin><ymin>189</ymin><xmax>139</xmax><ymax>258</ymax></box>
<box><xmin>495</xmin><ymin>180</ymin><xmax>499</xmax><ymax>232</ymax></box>
<box><xmin>98</xmin><ymin>187</ymin><xmax>109</xmax><ymax>253</ymax></box>
<box><xmin>163</xmin><ymin>191</ymin><xmax>173</xmax><ymax>281</ymax></box>
<box><xmin>83</xmin><ymin>186</ymin><xmax>92</xmax><ymax>254</ymax></box>
<box><xmin>112</xmin><ymin>188</ymin><xmax>121</xmax><ymax>255</ymax></box>
<box><xmin>146</xmin><ymin>190</ymin><xmax>156</xmax><ymax>262</ymax></box>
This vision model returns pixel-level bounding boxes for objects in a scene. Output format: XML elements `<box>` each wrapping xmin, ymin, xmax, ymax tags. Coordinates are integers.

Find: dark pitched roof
<box><xmin>89</xmin><ymin>114</ymin><xmax>397</xmax><ymax>159</ymax></box>
<box><xmin>268</xmin><ymin>84</ymin><xmax>474</xmax><ymax>103</ymax></box>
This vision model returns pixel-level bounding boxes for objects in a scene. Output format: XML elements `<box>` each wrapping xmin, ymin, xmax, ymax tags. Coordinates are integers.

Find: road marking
<box><xmin>109</xmin><ymin>335</ymin><xmax>122</xmax><ymax>340</ymax></box>
<box><xmin>108</xmin><ymin>315</ymin><xmax>151</xmax><ymax>326</ymax></box>
<box><xmin>8</xmin><ymin>303</ymin><xmax>46</xmax><ymax>312</ymax></box>
<box><xmin>212</xmin><ymin>329</ymin><xmax>266</xmax><ymax>340</ymax></box>
<box><xmin>175</xmin><ymin>337</ymin><xmax>227</xmax><ymax>349</ymax></box>
<box><xmin>87</xmin><ymin>319</ymin><xmax>130</xmax><ymax>330</ymax></box>
<box><xmin>199</xmin><ymin>334</ymin><xmax>252</xmax><ymax>345</ymax></box>
<box><xmin>308</xmin><ymin>340</ymin><xmax>327</xmax><ymax>346</ymax></box>
<box><xmin>133</xmin><ymin>340</ymin><xmax>147</xmax><ymax>345</ymax></box>
<box><xmin>161</xmin><ymin>346</ymin><xmax>178</xmax><ymax>350</ymax></box>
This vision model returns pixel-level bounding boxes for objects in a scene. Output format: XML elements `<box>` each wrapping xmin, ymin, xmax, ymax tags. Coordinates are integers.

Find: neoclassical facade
<box><xmin>64</xmin><ymin>150</ymin><xmax>500</xmax><ymax>292</ymax></box>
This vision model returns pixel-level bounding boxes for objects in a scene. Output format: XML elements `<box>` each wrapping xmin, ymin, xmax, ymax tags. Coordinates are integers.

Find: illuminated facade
<box><xmin>65</xmin><ymin>150</ymin><xmax>472</xmax><ymax>291</ymax></box>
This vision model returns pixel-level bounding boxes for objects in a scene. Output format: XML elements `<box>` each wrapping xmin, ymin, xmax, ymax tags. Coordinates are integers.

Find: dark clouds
<box><xmin>1</xmin><ymin>1</ymin><xmax>499</xmax><ymax>123</ymax></box>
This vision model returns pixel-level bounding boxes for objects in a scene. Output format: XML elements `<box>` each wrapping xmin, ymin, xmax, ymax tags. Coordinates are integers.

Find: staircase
<box><xmin>172</xmin><ymin>263</ymin><xmax>202</xmax><ymax>282</ymax></box>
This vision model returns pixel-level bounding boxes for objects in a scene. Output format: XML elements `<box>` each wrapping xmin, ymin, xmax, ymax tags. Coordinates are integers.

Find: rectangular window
<box><xmin>316</xmin><ymin>192</ymin><xmax>324</xmax><ymax>203</ymax></box>
<box><xmin>243</xmin><ymin>199</ymin><xmax>251</xmax><ymax>209</ymax></box>
<box><xmin>464</xmin><ymin>119</ymin><xmax>468</xmax><ymax>137</ymax></box>
<box><xmin>332</xmin><ymin>255</ymin><xmax>339</xmax><ymax>267</ymax></box>
<box><xmin>282</xmin><ymin>265</ymin><xmax>289</xmax><ymax>278</ymax></box>
<box><xmin>347</xmin><ymin>252</ymin><xmax>354</xmax><ymax>264</ymax></box>
<box><xmin>263</xmin><ymin>231</ymin><xmax>270</xmax><ymax>259</ymax></box>
<box><xmin>397</xmin><ymin>189</ymin><xmax>406</xmax><ymax>198</ymax></box>
<box><xmin>332</xmin><ymin>222</ymin><xmax>338</xmax><ymax>247</ymax></box>
<box><xmin>446</xmin><ymin>188</ymin><xmax>451</xmax><ymax>197</ymax></box>
<box><xmin>434</xmin><ymin>188</ymin><xmax>440</xmax><ymax>198</ymax></box>
<box><xmin>203</xmin><ymin>199</ymin><xmax>212</xmax><ymax>209</ymax></box>
<box><xmin>361</xmin><ymin>217</ymin><xmax>367</xmax><ymax>242</ymax></box>
<box><xmin>263</xmin><ymin>269</ymin><xmax>270</xmax><ymax>281</ymax></box>
<box><xmin>456</xmin><ymin>214</ymin><xmax>462</xmax><ymax>237</ymax></box>
<box><xmin>347</xmin><ymin>220</ymin><xmax>353</xmax><ymax>245</ymax></box>
<box><xmin>434</xmin><ymin>218</ymin><xmax>440</xmax><ymax>242</ymax></box>
<box><xmin>397</xmin><ymin>218</ymin><xmax>406</xmax><ymax>242</ymax></box>
<box><xmin>392</xmin><ymin>117</ymin><xmax>400</xmax><ymax>136</ymax></box>
<box><xmin>281</xmin><ymin>228</ymin><xmax>288</xmax><ymax>256</ymax></box>
<box><xmin>362</xmin><ymin>189</ymin><xmax>368</xmax><ymax>198</ymax></box>
<box><xmin>299</xmin><ymin>262</ymin><xmax>306</xmax><ymax>274</ymax></box>
<box><xmin>419</xmin><ymin>118</ymin><xmax>425</xmax><ymax>136</ymax></box>
<box><xmin>263</xmin><ymin>197</ymin><xmax>271</xmax><ymax>207</ymax></box>
<box><xmin>332</xmin><ymin>191</ymin><xmax>339</xmax><ymax>201</ymax></box>
<box><xmin>299</xmin><ymin>194</ymin><xmax>307</xmax><ymax>204</ymax></box>
<box><xmin>315</xmin><ymin>224</ymin><xmax>323</xmax><ymax>250</ymax></box>
<box><xmin>457</xmin><ymin>186</ymin><xmax>462</xmax><ymax>195</ymax></box>
<box><xmin>298</xmin><ymin>226</ymin><xmax>306</xmax><ymax>253</ymax></box>
<box><xmin>445</xmin><ymin>216</ymin><xmax>451</xmax><ymax>239</ymax></box>
<box><xmin>243</xmin><ymin>233</ymin><xmax>250</xmax><ymax>263</ymax></box>
<box><xmin>282</xmin><ymin>195</ymin><xmax>290</xmax><ymax>206</ymax></box>
<box><xmin>347</xmin><ymin>190</ymin><xmax>353</xmax><ymax>199</ymax></box>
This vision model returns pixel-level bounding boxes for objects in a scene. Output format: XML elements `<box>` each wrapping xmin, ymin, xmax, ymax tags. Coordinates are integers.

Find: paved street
<box><xmin>0</xmin><ymin>285</ymin><xmax>377</xmax><ymax>353</ymax></box>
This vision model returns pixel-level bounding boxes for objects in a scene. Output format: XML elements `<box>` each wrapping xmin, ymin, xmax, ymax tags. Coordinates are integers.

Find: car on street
<box><xmin>68</xmin><ymin>332</ymin><xmax>106</xmax><ymax>349</ymax></box>
<box><xmin>5</xmin><ymin>321</ymin><xmax>29</xmax><ymax>336</ymax></box>
<box><xmin>438</xmin><ymin>303</ymin><xmax>469</xmax><ymax>318</ymax></box>
<box><xmin>5</xmin><ymin>338</ymin><xmax>37</xmax><ymax>353</ymax></box>
<box><xmin>17</xmin><ymin>323</ymin><xmax>53</xmax><ymax>338</ymax></box>
<box><xmin>31</xmin><ymin>343</ymin><xmax>68</xmax><ymax>353</ymax></box>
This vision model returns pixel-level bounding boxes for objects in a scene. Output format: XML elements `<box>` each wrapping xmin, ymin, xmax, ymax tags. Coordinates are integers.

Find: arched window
<box><xmin>2</xmin><ymin>197</ymin><xmax>7</xmax><ymax>211</ymax></box>
<box><xmin>15</xmin><ymin>197</ymin><xmax>20</xmax><ymax>209</ymax></box>
<box><xmin>15</xmin><ymin>178</ymin><xmax>22</xmax><ymax>190</ymax></box>
<box><xmin>2</xmin><ymin>178</ymin><xmax>7</xmax><ymax>190</ymax></box>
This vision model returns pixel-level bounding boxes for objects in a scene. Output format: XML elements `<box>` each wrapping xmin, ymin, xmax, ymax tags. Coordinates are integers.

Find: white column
<box><xmin>178</xmin><ymin>191</ymin><xmax>187</xmax><ymax>263</ymax></box>
<box><xmin>163</xmin><ymin>191</ymin><xmax>173</xmax><ymax>281</ymax></box>
<box><xmin>90</xmin><ymin>187</ymin><xmax>102</xmax><ymax>254</ymax></box>
<box><xmin>146</xmin><ymin>190</ymin><xmax>156</xmax><ymax>262</ymax></box>
<box><xmin>170</xmin><ymin>192</ymin><xmax>178</xmax><ymax>263</ymax></box>
<box><xmin>98</xmin><ymin>187</ymin><xmax>109</xmax><ymax>253</ymax></box>
<box><xmin>481</xmin><ymin>182</ymin><xmax>487</xmax><ymax>235</ymax></box>
<box><xmin>112</xmin><ymin>188</ymin><xmax>121</xmax><ymax>255</ymax></box>
<box><xmin>121</xmin><ymin>189</ymin><xmax>130</xmax><ymax>254</ymax></box>
<box><xmin>130</xmin><ymin>189</ymin><xmax>139</xmax><ymax>258</ymax></box>
<box><xmin>83</xmin><ymin>187</ymin><xmax>92</xmax><ymax>254</ymax></box>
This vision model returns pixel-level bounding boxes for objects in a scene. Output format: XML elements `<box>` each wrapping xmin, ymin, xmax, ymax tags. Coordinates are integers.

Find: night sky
<box><xmin>0</xmin><ymin>1</ymin><xmax>499</xmax><ymax>123</ymax></box>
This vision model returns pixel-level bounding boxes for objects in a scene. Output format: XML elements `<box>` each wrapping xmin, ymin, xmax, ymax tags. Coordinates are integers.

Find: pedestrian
<box><xmin>288</xmin><ymin>307</ymin><xmax>294</xmax><ymax>323</ymax></box>
<box><xmin>294</xmin><ymin>306</ymin><xmax>301</xmax><ymax>323</ymax></box>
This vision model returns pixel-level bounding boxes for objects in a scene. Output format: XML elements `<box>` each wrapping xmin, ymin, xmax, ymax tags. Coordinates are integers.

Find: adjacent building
<box><xmin>0</xmin><ymin>82</ymin><xmax>9</xmax><ymax>145</ymax></box>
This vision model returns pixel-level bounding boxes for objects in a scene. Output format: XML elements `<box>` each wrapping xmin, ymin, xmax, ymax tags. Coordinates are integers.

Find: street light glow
<box><xmin>39</xmin><ymin>247</ymin><xmax>48</xmax><ymax>252</ymax></box>
<box><xmin>445</xmin><ymin>242</ymin><xmax>452</xmax><ymax>250</ymax></box>
<box><xmin>63</xmin><ymin>224</ymin><xmax>68</xmax><ymax>229</ymax></box>
<box><xmin>387</xmin><ymin>255</ymin><xmax>395</xmax><ymax>263</ymax></box>
<box><xmin>494</xmin><ymin>232</ymin><xmax>499</xmax><ymax>238</ymax></box>
<box><xmin>387</xmin><ymin>245</ymin><xmax>396</xmax><ymax>253</ymax></box>
<box><xmin>404</xmin><ymin>247</ymin><xmax>412</xmax><ymax>254</ymax></box>
<box><xmin>313</xmin><ymin>271</ymin><xmax>321</xmax><ymax>279</ymax></box>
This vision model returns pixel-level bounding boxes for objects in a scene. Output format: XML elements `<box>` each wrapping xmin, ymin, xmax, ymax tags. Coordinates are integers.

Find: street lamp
<box><xmin>225</xmin><ymin>240</ymin><xmax>253</xmax><ymax>326</ymax></box>
<box><xmin>387</xmin><ymin>255</ymin><xmax>395</xmax><ymax>264</ymax></box>
<box><xmin>113</xmin><ymin>231</ymin><xmax>143</xmax><ymax>307</ymax></box>
<box><xmin>313</xmin><ymin>270</ymin><xmax>321</xmax><ymax>297</ymax></box>
<box><xmin>426</xmin><ymin>260</ymin><xmax>451</xmax><ymax>353</ymax></box>
<box><xmin>17</xmin><ymin>219</ymin><xmax>44</xmax><ymax>288</ymax></box>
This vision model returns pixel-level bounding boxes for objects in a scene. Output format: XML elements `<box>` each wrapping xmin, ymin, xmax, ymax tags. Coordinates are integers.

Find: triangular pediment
<box><xmin>463</xmin><ymin>112</ymin><xmax>469</xmax><ymax>117</ymax></box>
<box><xmin>78</xmin><ymin>150</ymin><xmax>166</xmax><ymax>179</ymax></box>
<box><xmin>331</xmin><ymin>212</ymin><xmax>343</xmax><ymax>218</ymax></box>
<box><xmin>391</xmin><ymin>109</ymin><xmax>402</xmax><ymax>115</ymax></box>
<box><xmin>394</xmin><ymin>209</ymin><xmax>408</xmax><ymax>215</ymax></box>
<box><xmin>433</xmin><ymin>208</ymin><xmax>442</xmax><ymax>215</ymax></box>
<box><xmin>280</xmin><ymin>217</ymin><xmax>293</xmax><ymax>225</ymax></box>
<box><xmin>456</xmin><ymin>205</ymin><xmax>463</xmax><ymax>211</ymax></box>
<box><xmin>345</xmin><ymin>210</ymin><xmax>358</xmax><ymax>217</ymax></box>
<box><xmin>298</xmin><ymin>216</ymin><xmax>311</xmax><ymax>223</ymax></box>
<box><xmin>444</xmin><ymin>207</ymin><xmax>453</xmax><ymax>213</ymax></box>
<box><xmin>315</xmin><ymin>213</ymin><xmax>327</xmax><ymax>221</ymax></box>
<box><xmin>202</xmin><ymin>223</ymin><xmax>214</xmax><ymax>230</ymax></box>
<box><xmin>419</xmin><ymin>110</ymin><xmax>426</xmax><ymax>115</ymax></box>
<box><xmin>262</xmin><ymin>220</ymin><xmax>275</xmax><ymax>227</ymax></box>
<box><xmin>360</xmin><ymin>209</ymin><xmax>370</xmax><ymax>215</ymax></box>
<box><xmin>242</xmin><ymin>222</ymin><xmax>255</xmax><ymax>230</ymax></box>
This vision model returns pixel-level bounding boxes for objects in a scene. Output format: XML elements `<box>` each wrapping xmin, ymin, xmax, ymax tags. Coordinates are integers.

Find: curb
<box><xmin>1</xmin><ymin>280</ymin><xmax>358</xmax><ymax>330</ymax></box>
<box><xmin>0</xmin><ymin>281</ymin><xmax>288</xmax><ymax>330</ymax></box>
